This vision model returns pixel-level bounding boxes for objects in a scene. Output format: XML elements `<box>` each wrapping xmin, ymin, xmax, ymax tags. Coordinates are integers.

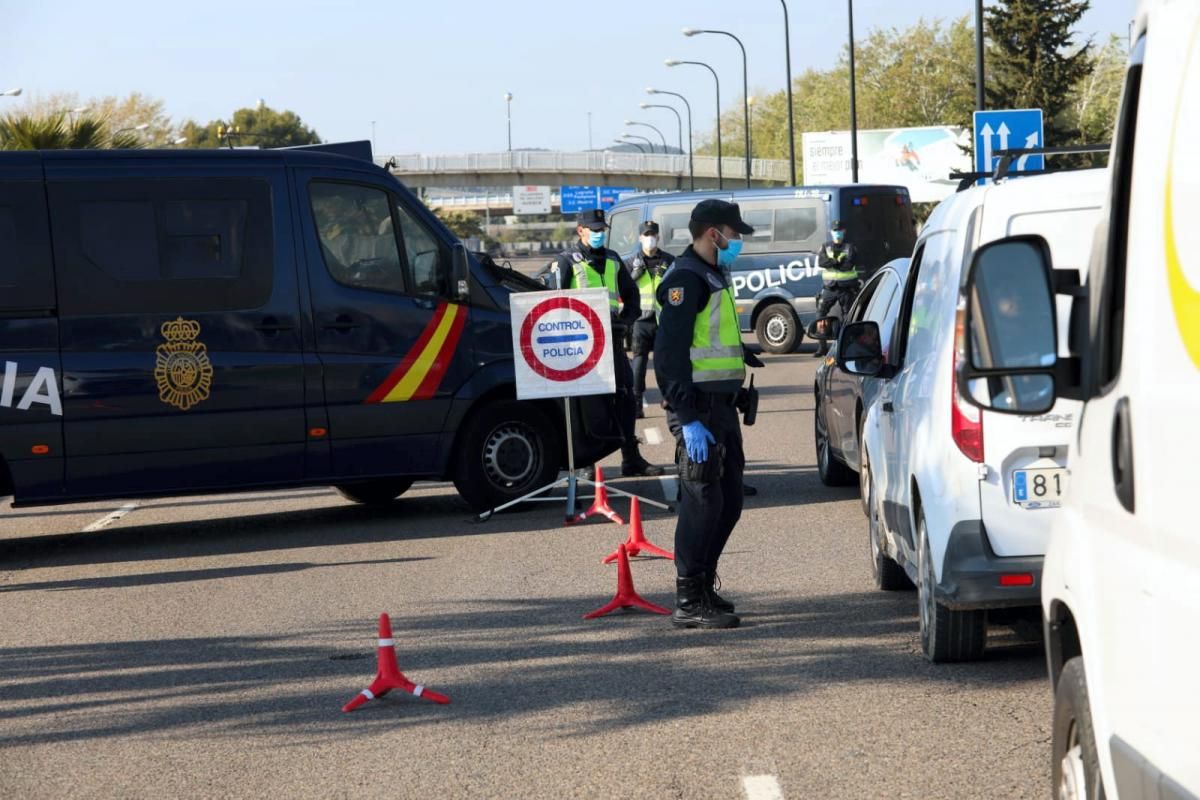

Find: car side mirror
<box><xmin>957</xmin><ymin>236</ymin><xmax>1058</xmax><ymax>414</ymax></box>
<box><xmin>807</xmin><ymin>316</ymin><xmax>840</xmax><ymax>340</ymax></box>
<box><xmin>836</xmin><ymin>320</ymin><xmax>884</xmax><ymax>376</ymax></box>
<box><xmin>451</xmin><ymin>243</ymin><xmax>470</xmax><ymax>302</ymax></box>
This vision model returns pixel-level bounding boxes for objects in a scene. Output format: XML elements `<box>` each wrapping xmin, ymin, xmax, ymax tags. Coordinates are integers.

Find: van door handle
<box><xmin>255</xmin><ymin>316</ymin><xmax>294</xmax><ymax>333</ymax></box>
<box><xmin>1112</xmin><ymin>397</ymin><xmax>1135</xmax><ymax>513</ymax></box>
<box><xmin>323</xmin><ymin>314</ymin><xmax>360</xmax><ymax>332</ymax></box>
<box><xmin>882</xmin><ymin>401</ymin><xmax>895</xmax><ymax>413</ymax></box>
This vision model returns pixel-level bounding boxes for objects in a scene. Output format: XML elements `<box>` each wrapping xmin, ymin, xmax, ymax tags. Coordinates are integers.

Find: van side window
<box><xmin>394</xmin><ymin>203</ymin><xmax>446</xmax><ymax>296</ymax></box>
<box><xmin>651</xmin><ymin>204</ymin><xmax>697</xmax><ymax>250</ymax></box>
<box><xmin>310</xmin><ymin>182</ymin><xmax>406</xmax><ymax>295</ymax></box>
<box><xmin>52</xmin><ymin>178</ymin><xmax>273</xmax><ymax>315</ymax></box>
<box><xmin>0</xmin><ymin>181</ymin><xmax>56</xmax><ymax>311</ymax></box>
<box><xmin>738</xmin><ymin>199</ymin><xmax>824</xmax><ymax>254</ymax></box>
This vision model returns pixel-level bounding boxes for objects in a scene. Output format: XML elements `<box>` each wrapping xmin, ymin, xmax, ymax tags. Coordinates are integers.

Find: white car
<box><xmin>959</xmin><ymin>2</ymin><xmax>1200</xmax><ymax>796</ymax></box>
<box><xmin>840</xmin><ymin>168</ymin><xmax>1106</xmax><ymax>661</ymax></box>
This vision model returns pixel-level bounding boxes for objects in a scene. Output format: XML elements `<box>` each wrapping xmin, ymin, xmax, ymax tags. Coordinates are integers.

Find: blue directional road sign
<box><xmin>974</xmin><ymin>108</ymin><xmax>1044</xmax><ymax>181</ymax></box>
<box><xmin>560</xmin><ymin>185</ymin><xmax>638</xmax><ymax>214</ymax></box>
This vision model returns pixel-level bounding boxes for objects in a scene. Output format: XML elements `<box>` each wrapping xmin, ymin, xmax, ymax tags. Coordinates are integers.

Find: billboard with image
<box><xmin>803</xmin><ymin>126</ymin><xmax>972</xmax><ymax>203</ymax></box>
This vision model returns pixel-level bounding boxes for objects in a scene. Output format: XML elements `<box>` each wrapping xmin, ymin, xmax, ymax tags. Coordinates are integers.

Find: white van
<box><xmin>839</xmin><ymin>168</ymin><xmax>1106</xmax><ymax>661</ymax></box>
<box><xmin>958</xmin><ymin>2</ymin><xmax>1200</xmax><ymax>796</ymax></box>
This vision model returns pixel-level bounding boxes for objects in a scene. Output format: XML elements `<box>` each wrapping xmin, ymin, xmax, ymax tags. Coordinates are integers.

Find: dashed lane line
<box><xmin>81</xmin><ymin>503</ymin><xmax>139</xmax><ymax>533</ymax></box>
<box><xmin>742</xmin><ymin>775</ymin><xmax>785</xmax><ymax>800</ymax></box>
<box><xmin>643</xmin><ymin>427</ymin><xmax>663</xmax><ymax>446</ymax></box>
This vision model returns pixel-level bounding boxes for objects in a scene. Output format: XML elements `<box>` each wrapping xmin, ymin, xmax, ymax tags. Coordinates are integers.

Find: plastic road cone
<box><xmin>602</xmin><ymin>497</ymin><xmax>673</xmax><ymax>563</ymax></box>
<box><xmin>342</xmin><ymin>613</ymin><xmax>450</xmax><ymax>712</ymax></box>
<box><xmin>570</xmin><ymin>465</ymin><xmax>625</xmax><ymax>525</ymax></box>
<box><xmin>583</xmin><ymin>544</ymin><xmax>671</xmax><ymax>619</ymax></box>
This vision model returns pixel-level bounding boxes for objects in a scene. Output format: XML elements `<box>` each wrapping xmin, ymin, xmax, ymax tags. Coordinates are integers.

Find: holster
<box><xmin>736</xmin><ymin>376</ymin><xmax>759</xmax><ymax>427</ymax></box>
<box><xmin>676</xmin><ymin>440</ymin><xmax>726</xmax><ymax>484</ymax></box>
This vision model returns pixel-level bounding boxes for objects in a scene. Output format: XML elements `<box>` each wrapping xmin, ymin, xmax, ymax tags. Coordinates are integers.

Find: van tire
<box><xmin>453</xmin><ymin>400</ymin><xmax>561</xmax><ymax>513</ymax></box>
<box><xmin>755</xmin><ymin>303</ymin><xmax>801</xmax><ymax>354</ymax></box>
<box><xmin>1052</xmin><ymin>657</ymin><xmax>1104</xmax><ymax>800</ymax></box>
<box><xmin>815</xmin><ymin>394</ymin><xmax>855</xmax><ymax>486</ymax></box>
<box><xmin>335</xmin><ymin>479</ymin><xmax>415</xmax><ymax>505</ymax></box>
<box><xmin>918</xmin><ymin>512</ymin><xmax>987</xmax><ymax>662</ymax></box>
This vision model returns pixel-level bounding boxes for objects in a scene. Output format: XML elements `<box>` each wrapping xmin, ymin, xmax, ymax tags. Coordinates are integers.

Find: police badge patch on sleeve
<box><xmin>668</xmin><ymin>287</ymin><xmax>684</xmax><ymax>305</ymax></box>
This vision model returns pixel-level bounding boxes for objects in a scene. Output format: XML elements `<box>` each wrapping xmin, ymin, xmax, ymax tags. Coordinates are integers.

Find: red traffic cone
<box><xmin>342</xmin><ymin>613</ymin><xmax>450</xmax><ymax>713</ymax></box>
<box><xmin>583</xmin><ymin>543</ymin><xmax>671</xmax><ymax>619</ymax></box>
<box><xmin>602</xmin><ymin>497</ymin><xmax>673</xmax><ymax>562</ymax></box>
<box><xmin>570</xmin><ymin>465</ymin><xmax>624</xmax><ymax>525</ymax></box>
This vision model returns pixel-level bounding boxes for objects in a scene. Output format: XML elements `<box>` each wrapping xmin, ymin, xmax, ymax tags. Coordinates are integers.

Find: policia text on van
<box><xmin>0</xmin><ymin>143</ymin><xmax>620</xmax><ymax>512</ymax></box>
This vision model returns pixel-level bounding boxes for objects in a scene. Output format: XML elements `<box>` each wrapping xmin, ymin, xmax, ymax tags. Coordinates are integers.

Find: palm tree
<box><xmin>0</xmin><ymin>113</ymin><xmax>143</xmax><ymax>150</ymax></box>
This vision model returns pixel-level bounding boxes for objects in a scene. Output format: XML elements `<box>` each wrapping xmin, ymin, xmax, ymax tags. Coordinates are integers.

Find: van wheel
<box><xmin>917</xmin><ymin>511</ymin><xmax>986</xmax><ymax>662</ymax></box>
<box><xmin>867</xmin><ymin>466</ymin><xmax>912</xmax><ymax>591</ymax></box>
<box><xmin>755</xmin><ymin>304</ymin><xmax>800</xmax><ymax>354</ymax></box>
<box><xmin>815</xmin><ymin>393</ymin><xmax>855</xmax><ymax>486</ymax></box>
<box><xmin>453</xmin><ymin>400</ymin><xmax>561</xmax><ymax>513</ymax></box>
<box><xmin>335</xmin><ymin>479</ymin><xmax>414</xmax><ymax>506</ymax></box>
<box><xmin>1052</xmin><ymin>657</ymin><xmax>1104</xmax><ymax>800</ymax></box>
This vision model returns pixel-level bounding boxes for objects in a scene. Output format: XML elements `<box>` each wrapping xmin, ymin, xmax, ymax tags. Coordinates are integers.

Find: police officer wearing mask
<box><xmin>626</xmin><ymin>221</ymin><xmax>675</xmax><ymax>419</ymax></box>
<box><xmin>556</xmin><ymin>209</ymin><xmax>663</xmax><ymax>477</ymax></box>
<box><xmin>814</xmin><ymin>220</ymin><xmax>861</xmax><ymax>357</ymax></box>
<box><xmin>654</xmin><ymin>199</ymin><xmax>754</xmax><ymax>629</ymax></box>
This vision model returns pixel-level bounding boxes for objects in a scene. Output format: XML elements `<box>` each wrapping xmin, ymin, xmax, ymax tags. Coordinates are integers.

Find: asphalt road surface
<box><xmin>0</xmin><ymin>343</ymin><xmax>1051</xmax><ymax>800</ymax></box>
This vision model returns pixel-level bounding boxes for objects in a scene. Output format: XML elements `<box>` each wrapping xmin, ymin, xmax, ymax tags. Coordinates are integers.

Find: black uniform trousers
<box><xmin>630</xmin><ymin>318</ymin><xmax>657</xmax><ymax>397</ymax></box>
<box><xmin>816</xmin><ymin>279</ymin><xmax>862</xmax><ymax>319</ymax></box>
<box><xmin>671</xmin><ymin>395</ymin><xmax>745</xmax><ymax>579</ymax></box>
<box><xmin>611</xmin><ymin>334</ymin><xmax>639</xmax><ymax>461</ymax></box>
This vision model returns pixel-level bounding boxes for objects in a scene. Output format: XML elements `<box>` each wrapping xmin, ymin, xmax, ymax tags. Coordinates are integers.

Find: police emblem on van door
<box><xmin>154</xmin><ymin>317</ymin><xmax>213</xmax><ymax>411</ymax></box>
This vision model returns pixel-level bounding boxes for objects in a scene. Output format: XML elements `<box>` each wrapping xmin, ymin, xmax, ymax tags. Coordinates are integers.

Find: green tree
<box><xmin>8</xmin><ymin>91</ymin><xmax>174</xmax><ymax>145</ymax></box>
<box><xmin>433</xmin><ymin>208</ymin><xmax>484</xmax><ymax>239</ymax></box>
<box><xmin>1071</xmin><ymin>34</ymin><xmax>1127</xmax><ymax>144</ymax></box>
<box><xmin>180</xmin><ymin>104</ymin><xmax>321</xmax><ymax>148</ymax></box>
<box><xmin>986</xmin><ymin>0</ymin><xmax>1093</xmax><ymax>144</ymax></box>
<box><xmin>0</xmin><ymin>114</ymin><xmax>142</xmax><ymax>150</ymax></box>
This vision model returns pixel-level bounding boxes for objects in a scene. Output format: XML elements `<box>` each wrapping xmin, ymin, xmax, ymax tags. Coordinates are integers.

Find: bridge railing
<box><xmin>384</xmin><ymin>151</ymin><xmax>792</xmax><ymax>182</ymax></box>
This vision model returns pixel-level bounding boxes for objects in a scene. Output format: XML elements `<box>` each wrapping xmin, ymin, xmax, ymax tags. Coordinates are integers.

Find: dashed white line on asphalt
<box><xmin>658</xmin><ymin>475</ymin><xmax>677</xmax><ymax>504</ymax></box>
<box><xmin>643</xmin><ymin>427</ymin><xmax>663</xmax><ymax>445</ymax></box>
<box><xmin>82</xmin><ymin>503</ymin><xmax>139</xmax><ymax>533</ymax></box>
<box><xmin>742</xmin><ymin>775</ymin><xmax>785</xmax><ymax>800</ymax></box>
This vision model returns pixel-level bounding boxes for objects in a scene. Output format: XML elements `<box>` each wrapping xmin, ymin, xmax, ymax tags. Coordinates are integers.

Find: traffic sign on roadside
<box><xmin>973</xmin><ymin>108</ymin><xmax>1044</xmax><ymax>181</ymax></box>
<box><xmin>511</xmin><ymin>288</ymin><xmax>615</xmax><ymax>400</ymax></box>
<box><xmin>560</xmin><ymin>185</ymin><xmax>637</xmax><ymax>214</ymax></box>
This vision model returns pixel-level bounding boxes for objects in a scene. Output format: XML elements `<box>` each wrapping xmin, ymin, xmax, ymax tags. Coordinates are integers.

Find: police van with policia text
<box><xmin>0</xmin><ymin>142</ymin><xmax>621</xmax><ymax>513</ymax></box>
<box><xmin>606</xmin><ymin>185</ymin><xmax>916</xmax><ymax>353</ymax></box>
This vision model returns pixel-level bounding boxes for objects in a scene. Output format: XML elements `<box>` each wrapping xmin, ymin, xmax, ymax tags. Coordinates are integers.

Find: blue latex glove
<box><xmin>682</xmin><ymin>420</ymin><xmax>717</xmax><ymax>463</ymax></box>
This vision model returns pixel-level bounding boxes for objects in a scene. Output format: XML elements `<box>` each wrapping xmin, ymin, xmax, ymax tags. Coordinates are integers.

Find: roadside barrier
<box><xmin>583</xmin><ymin>543</ymin><xmax>671</xmax><ymax>619</ymax></box>
<box><xmin>602</xmin><ymin>497</ymin><xmax>673</xmax><ymax>563</ymax></box>
<box><xmin>342</xmin><ymin>613</ymin><xmax>450</xmax><ymax>712</ymax></box>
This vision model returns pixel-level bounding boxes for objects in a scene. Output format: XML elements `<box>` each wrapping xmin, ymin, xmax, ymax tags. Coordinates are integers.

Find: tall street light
<box><xmin>615</xmin><ymin>137</ymin><xmax>647</xmax><ymax>155</ymax></box>
<box><xmin>847</xmin><ymin>1</ymin><xmax>859</xmax><ymax>183</ymax></box>
<box><xmin>504</xmin><ymin>92</ymin><xmax>513</xmax><ymax>152</ymax></box>
<box><xmin>114</xmin><ymin>123</ymin><xmax>151</xmax><ymax>136</ymax></box>
<box><xmin>640</xmin><ymin>101</ymin><xmax>687</xmax><ymax>187</ymax></box>
<box><xmin>975</xmin><ymin>0</ymin><xmax>986</xmax><ymax>111</ymax></box>
<box><xmin>683</xmin><ymin>27</ymin><xmax>751</xmax><ymax>188</ymax></box>
<box><xmin>647</xmin><ymin>87</ymin><xmax>694</xmax><ymax>191</ymax></box>
<box><xmin>625</xmin><ymin>120</ymin><xmax>667</xmax><ymax>153</ymax></box>
<box><xmin>621</xmin><ymin>133</ymin><xmax>655</xmax><ymax>153</ymax></box>
<box><xmin>665</xmin><ymin>58</ymin><xmax>722</xmax><ymax>189</ymax></box>
<box><xmin>1</xmin><ymin>88</ymin><xmax>21</xmax><ymax>97</ymax></box>
<box><xmin>779</xmin><ymin>1</ymin><xmax>797</xmax><ymax>185</ymax></box>
<box><xmin>746</xmin><ymin>96</ymin><xmax>756</xmax><ymax>167</ymax></box>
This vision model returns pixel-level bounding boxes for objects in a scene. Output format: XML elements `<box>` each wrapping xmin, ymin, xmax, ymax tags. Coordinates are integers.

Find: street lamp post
<box><xmin>114</xmin><ymin>123</ymin><xmax>151</xmax><ymax>136</ymax></box>
<box><xmin>665</xmin><ymin>58</ymin><xmax>722</xmax><ymax>189</ymax></box>
<box><xmin>0</xmin><ymin>88</ymin><xmax>22</xmax><ymax>98</ymax></box>
<box><xmin>847</xmin><ymin>0</ymin><xmax>859</xmax><ymax>183</ymax></box>
<box><xmin>647</xmin><ymin>88</ymin><xmax>694</xmax><ymax>190</ymax></box>
<box><xmin>621</xmin><ymin>133</ymin><xmax>655</xmax><ymax>153</ymax></box>
<box><xmin>746</xmin><ymin>96</ymin><xmax>755</xmax><ymax>167</ymax></box>
<box><xmin>615</xmin><ymin>137</ymin><xmax>647</xmax><ymax>155</ymax></box>
<box><xmin>683</xmin><ymin>27</ymin><xmax>752</xmax><ymax>187</ymax></box>
<box><xmin>975</xmin><ymin>0</ymin><xmax>986</xmax><ymax>111</ymax></box>
<box><xmin>780</xmin><ymin>1</ymin><xmax>797</xmax><ymax>185</ymax></box>
<box><xmin>504</xmin><ymin>92</ymin><xmax>513</xmax><ymax>152</ymax></box>
<box><xmin>640</xmin><ymin>101</ymin><xmax>685</xmax><ymax>186</ymax></box>
<box><xmin>625</xmin><ymin>120</ymin><xmax>667</xmax><ymax>153</ymax></box>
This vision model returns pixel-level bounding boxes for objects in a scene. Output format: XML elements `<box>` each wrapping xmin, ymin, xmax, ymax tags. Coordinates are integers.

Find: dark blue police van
<box><xmin>606</xmin><ymin>185</ymin><xmax>916</xmax><ymax>352</ymax></box>
<box><xmin>0</xmin><ymin>143</ymin><xmax>617</xmax><ymax>513</ymax></box>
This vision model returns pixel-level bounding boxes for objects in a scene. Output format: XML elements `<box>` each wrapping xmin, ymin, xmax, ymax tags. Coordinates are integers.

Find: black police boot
<box><xmin>621</xmin><ymin>454</ymin><xmax>664</xmax><ymax>477</ymax></box>
<box><xmin>673</xmin><ymin>575</ymin><xmax>740</xmax><ymax>629</ymax></box>
<box><xmin>706</xmin><ymin>573</ymin><xmax>735</xmax><ymax>614</ymax></box>
<box><xmin>634</xmin><ymin>394</ymin><xmax>645</xmax><ymax>419</ymax></box>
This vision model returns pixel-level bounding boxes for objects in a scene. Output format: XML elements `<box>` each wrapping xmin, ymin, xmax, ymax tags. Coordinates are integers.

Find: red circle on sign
<box><xmin>519</xmin><ymin>296</ymin><xmax>607</xmax><ymax>382</ymax></box>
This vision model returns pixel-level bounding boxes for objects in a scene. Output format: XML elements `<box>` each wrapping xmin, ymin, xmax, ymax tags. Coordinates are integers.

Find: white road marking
<box><xmin>742</xmin><ymin>775</ymin><xmax>785</xmax><ymax>800</ymax></box>
<box><xmin>82</xmin><ymin>502</ymin><xmax>139</xmax><ymax>533</ymax></box>
<box><xmin>658</xmin><ymin>475</ymin><xmax>678</xmax><ymax>504</ymax></box>
<box><xmin>643</xmin><ymin>427</ymin><xmax>663</xmax><ymax>446</ymax></box>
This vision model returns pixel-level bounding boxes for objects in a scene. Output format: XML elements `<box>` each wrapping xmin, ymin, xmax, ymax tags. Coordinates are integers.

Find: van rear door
<box><xmin>0</xmin><ymin>154</ymin><xmax>63</xmax><ymax>502</ymax></box>
<box><xmin>840</xmin><ymin>188</ymin><xmax>915</xmax><ymax>278</ymax></box>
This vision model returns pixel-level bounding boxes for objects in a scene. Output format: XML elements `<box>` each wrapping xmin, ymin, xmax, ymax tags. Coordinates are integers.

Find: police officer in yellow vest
<box><xmin>654</xmin><ymin>199</ymin><xmax>753</xmax><ymax>629</ymax></box>
<box><xmin>813</xmin><ymin>220</ymin><xmax>862</xmax><ymax>357</ymax></box>
<box><xmin>626</xmin><ymin>221</ymin><xmax>675</xmax><ymax>419</ymax></box>
<box><xmin>555</xmin><ymin>209</ymin><xmax>663</xmax><ymax>477</ymax></box>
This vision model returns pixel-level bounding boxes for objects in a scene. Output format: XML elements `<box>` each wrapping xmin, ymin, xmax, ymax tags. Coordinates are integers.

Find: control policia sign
<box><xmin>510</xmin><ymin>288</ymin><xmax>616</xmax><ymax>400</ymax></box>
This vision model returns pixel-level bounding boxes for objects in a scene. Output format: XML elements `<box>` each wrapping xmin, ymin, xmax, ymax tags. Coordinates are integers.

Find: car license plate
<box><xmin>1012</xmin><ymin>468</ymin><xmax>1068</xmax><ymax>509</ymax></box>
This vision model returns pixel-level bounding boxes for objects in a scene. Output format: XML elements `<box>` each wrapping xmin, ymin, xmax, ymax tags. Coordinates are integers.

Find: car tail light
<box><xmin>952</xmin><ymin>307</ymin><xmax>984</xmax><ymax>463</ymax></box>
<box><xmin>999</xmin><ymin>573</ymin><xmax>1035</xmax><ymax>587</ymax></box>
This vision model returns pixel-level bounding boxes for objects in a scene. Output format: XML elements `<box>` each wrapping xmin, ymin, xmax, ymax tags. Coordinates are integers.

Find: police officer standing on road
<box><xmin>556</xmin><ymin>209</ymin><xmax>663</xmax><ymax>477</ymax></box>
<box><xmin>813</xmin><ymin>220</ymin><xmax>861</xmax><ymax>357</ymax></box>
<box><xmin>626</xmin><ymin>221</ymin><xmax>675</xmax><ymax>419</ymax></box>
<box><xmin>654</xmin><ymin>199</ymin><xmax>754</xmax><ymax>629</ymax></box>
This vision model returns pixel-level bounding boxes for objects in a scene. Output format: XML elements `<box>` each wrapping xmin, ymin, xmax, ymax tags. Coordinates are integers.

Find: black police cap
<box><xmin>690</xmin><ymin>199</ymin><xmax>754</xmax><ymax>235</ymax></box>
<box><xmin>576</xmin><ymin>208</ymin><xmax>608</xmax><ymax>230</ymax></box>
<box><xmin>831</xmin><ymin>219</ymin><xmax>846</xmax><ymax>231</ymax></box>
<box><xmin>639</xmin><ymin>220</ymin><xmax>660</xmax><ymax>235</ymax></box>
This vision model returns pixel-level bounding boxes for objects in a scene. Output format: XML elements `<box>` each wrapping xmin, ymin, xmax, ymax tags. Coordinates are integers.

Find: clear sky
<box><xmin>0</xmin><ymin>0</ymin><xmax>1133</xmax><ymax>155</ymax></box>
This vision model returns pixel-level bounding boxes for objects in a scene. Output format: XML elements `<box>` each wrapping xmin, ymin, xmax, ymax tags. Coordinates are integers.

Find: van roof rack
<box><xmin>278</xmin><ymin>140</ymin><xmax>374</xmax><ymax>162</ymax></box>
<box><xmin>948</xmin><ymin>143</ymin><xmax>1110</xmax><ymax>192</ymax></box>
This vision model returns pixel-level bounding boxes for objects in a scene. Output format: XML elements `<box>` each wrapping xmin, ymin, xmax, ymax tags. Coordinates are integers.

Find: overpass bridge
<box><xmin>382</xmin><ymin>150</ymin><xmax>792</xmax><ymax>191</ymax></box>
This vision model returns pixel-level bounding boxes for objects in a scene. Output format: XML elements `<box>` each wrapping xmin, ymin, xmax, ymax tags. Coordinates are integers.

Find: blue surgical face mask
<box><xmin>715</xmin><ymin>230</ymin><xmax>743</xmax><ymax>267</ymax></box>
<box><xmin>587</xmin><ymin>230</ymin><xmax>606</xmax><ymax>249</ymax></box>
<box><xmin>832</xmin><ymin>230</ymin><xmax>845</xmax><ymax>245</ymax></box>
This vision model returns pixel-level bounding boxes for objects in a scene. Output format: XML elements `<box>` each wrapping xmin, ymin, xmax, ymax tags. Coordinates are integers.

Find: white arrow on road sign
<box><xmin>1015</xmin><ymin>132</ymin><xmax>1040</xmax><ymax>170</ymax></box>
<box><xmin>980</xmin><ymin>122</ymin><xmax>994</xmax><ymax>175</ymax></box>
<box><xmin>997</xmin><ymin>121</ymin><xmax>1010</xmax><ymax>152</ymax></box>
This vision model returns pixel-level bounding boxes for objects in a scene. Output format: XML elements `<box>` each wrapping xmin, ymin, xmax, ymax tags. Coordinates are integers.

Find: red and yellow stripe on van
<box><xmin>365</xmin><ymin>303</ymin><xmax>468</xmax><ymax>403</ymax></box>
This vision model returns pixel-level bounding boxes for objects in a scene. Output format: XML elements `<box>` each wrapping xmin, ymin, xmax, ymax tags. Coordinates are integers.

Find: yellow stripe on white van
<box><xmin>1165</xmin><ymin>22</ymin><xmax>1200</xmax><ymax>370</ymax></box>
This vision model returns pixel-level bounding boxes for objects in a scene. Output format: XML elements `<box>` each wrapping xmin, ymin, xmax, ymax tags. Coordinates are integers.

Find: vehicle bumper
<box><xmin>935</xmin><ymin>520</ymin><xmax>1043</xmax><ymax>610</ymax></box>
